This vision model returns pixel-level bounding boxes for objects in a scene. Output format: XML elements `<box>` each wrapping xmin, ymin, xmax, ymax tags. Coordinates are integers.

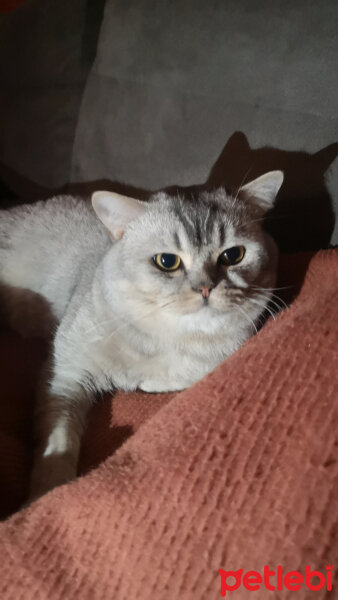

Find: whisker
<box><xmin>83</xmin><ymin>295</ymin><xmax>158</xmax><ymax>336</ymax></box>
<box><xmin>104</xmin><ymin>299</ymin><xmax>176</xmax><ymax>342</ymax></box>
<box><xmin>270</xmin><ymin>293</ymin><xmax>289</xmax><ymax>311</ymax></box>
<box><xmin>251</xmin><ymin>285</ymin><xmax>293</xmax><ymax>292</ymax></box>
<box><xmin>234</xmin><ymin>166</ymin><xmax>253</xmax><ymax>203</ymax></box>
<box><xmin>235</xmin><ymin>304</ymin><xmax>258</xmax><ymax>335</ymax></box>
<box><xmin>250</xmin><ymin>296</ymin><xmax>280</xmax><ymax>319</ymax></box>
<box><xmin>246</xmin><ymin>214</ymin><xmax>289</xmax><ymax>226</ymax></box>
<box><xmin>84</xmin><ymin>297</ymin><xmax>177</xmax><ymax>343</ymax></box>
<box><xmin>251</xmin><ymin>285</ymin><xmax>290</xmax><ymax>310</ymax></box>
<box><xmin>252</xmin><ymin>291</ymin><xmax>282</xmax><ymax>311</ymax></box>
<box><xmin>247</xmin><ymin>297</ymin><xmax>276</xmax><ymax>320</ymax></box>
<box><xmin>252</xmin><ymin>291</ymin><xmax>287</xmax><ymax>315</ymax></box>
<box><xmin>257</xmin><ymin>291</ymin><xmax>288</xmax><ymax>312</ymax></box>
<box><xmin>84</xmin><ymin>317</ymin><xmax>121</xmax><ymax>336</ymax></box>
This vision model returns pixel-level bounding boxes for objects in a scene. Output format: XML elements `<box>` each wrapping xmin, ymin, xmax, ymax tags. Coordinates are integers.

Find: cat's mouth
<box><xmin>195</xmin><ymin>297</ymin><xmax>234</xmax><ymax>315</ymax></box>
<box><xmin>166</xmin><ymin>286</ymin><xmax>245</xmax><ymax>316</ymax></box>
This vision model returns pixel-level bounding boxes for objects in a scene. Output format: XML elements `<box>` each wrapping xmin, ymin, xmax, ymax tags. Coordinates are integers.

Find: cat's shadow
<box><xmin>204</xmin><ymin>132</ymin><xmax>338</xmax><ymax>253</ymax></box>
<box><xmin>1</xmin><ymin>131</ymin><xmax>337</xmax><ymax>253</ymax></box>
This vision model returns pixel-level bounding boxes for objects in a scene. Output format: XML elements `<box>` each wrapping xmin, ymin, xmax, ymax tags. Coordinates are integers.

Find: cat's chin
<box><xmin>194</xmin><ymin>302</ymin><xmax>233</xmax><ymax>317</ymax></box>
<box><xmin>178</xmin><ymin>304</ymin><xmax>234</xmax><ymax>334</ymax></box>
<box><xmin>178</xmin><ymin>298</ymin><xmax>233</xmax><ymax>316</ymax></box>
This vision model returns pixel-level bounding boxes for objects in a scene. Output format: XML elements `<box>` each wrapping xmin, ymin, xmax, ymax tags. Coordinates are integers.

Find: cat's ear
<box><xmin>239</xmin><ymin>170</ymin><xmax>284</xmax><ymax>212</ymax></box>
<box><xmin>91</xmin><ymin>191</ymin><xmax>146</xmax><ymax>240</ymax></box>
<box><xmin>313</xmin><ymin>143</ymin><xmax>338</xmax><ymax>173</ymax></box>
<box><xmin>225</xmin><ymin>131</ymin><xmax>251</xmax><ymax>154</ymax></box>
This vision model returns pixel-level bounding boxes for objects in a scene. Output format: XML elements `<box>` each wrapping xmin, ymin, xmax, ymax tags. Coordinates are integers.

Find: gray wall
<box><xmin>1</xmin><ymin>0</ymin><xmax>337</xmax><ymax>247</ymax></box>
<box><xmin>0</xmin><ymin>0</ymin><xmax>104</xmax><ymax>190</ymax></box>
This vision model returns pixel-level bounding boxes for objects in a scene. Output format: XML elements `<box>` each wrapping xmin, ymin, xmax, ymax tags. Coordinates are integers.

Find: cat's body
<box><xmin>0</xmin><ymin>171</ymin><xmax>283</xmax><ymax>500</ymax></box>
<box><xmin>0</xmin><ymin>197</ymin><xmax>107</xmax><ymax>320</ymax></box>
<box><xmin>0</xmin><ymin>195</ymin><xmax>260</xmax><ymax>392</ymax></box>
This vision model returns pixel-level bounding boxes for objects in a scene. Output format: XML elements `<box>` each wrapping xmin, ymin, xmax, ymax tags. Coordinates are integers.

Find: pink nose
<box><xmin>199</xmin><ymin>286</ymin><xmax>212</xmax><ymax>299</ymax></box>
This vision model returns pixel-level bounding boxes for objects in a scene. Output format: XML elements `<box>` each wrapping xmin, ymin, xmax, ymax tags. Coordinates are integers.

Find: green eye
<box><xmin>218</xmin><ymin>245</ymin><xmax>245</xmax><ymax>266</ymax></box>
<box><xmin>153</xmin><ymin>253</ymin><xmax>181</xmax><ymax>272</ymax></box>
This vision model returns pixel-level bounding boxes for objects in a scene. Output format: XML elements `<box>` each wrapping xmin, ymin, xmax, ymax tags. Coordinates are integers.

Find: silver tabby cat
<box><xmin>0</xmin><ymin>171</ymin><xmax>283</xmax><ymax>500</ymax></box>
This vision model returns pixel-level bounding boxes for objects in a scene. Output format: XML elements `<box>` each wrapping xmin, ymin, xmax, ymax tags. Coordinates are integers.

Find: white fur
<box><xmin>43</xmin><ymin>417</ymin><xmax>68</xmax><ymax>457</ymax></box>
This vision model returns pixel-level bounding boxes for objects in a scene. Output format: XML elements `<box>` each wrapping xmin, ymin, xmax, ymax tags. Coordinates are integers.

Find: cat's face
<box><xmin>92</xmin><ymin>171</ymin><xmax>283</xmax><ymax>336</ymax></box>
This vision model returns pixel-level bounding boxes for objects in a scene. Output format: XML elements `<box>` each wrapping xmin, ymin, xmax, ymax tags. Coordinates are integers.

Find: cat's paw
<box><xmin>139</xmin><ymin>379</ymin><xmax>185</xmax><ymax>393</ymax></box>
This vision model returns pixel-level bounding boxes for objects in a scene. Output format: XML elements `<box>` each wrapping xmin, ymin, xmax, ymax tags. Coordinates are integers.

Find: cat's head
<box><xmin>92</xmin><ymin>171</ymin><xmax>283</xmax><ymax>337</ymax></box>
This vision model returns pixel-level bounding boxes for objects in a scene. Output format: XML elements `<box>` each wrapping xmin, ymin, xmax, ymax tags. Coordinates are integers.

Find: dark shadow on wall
<box><xmin>0</xmin><ymin>163</ymin><xmax>50</xmax><ymax>207</ymax></box>
<box><xmin>81</xmin><ymin>0</ymin><xmax>106</xmax><ymax>66</ymax></box>
<box><xmin>205</xmin><ymin>132</ymin><xmax>338</xmax><ymax>252</ymax></box>
<box><xmin>1</xmin><ymin>131</ymin><xmax>337</xmax><ymax>253</ymax></box>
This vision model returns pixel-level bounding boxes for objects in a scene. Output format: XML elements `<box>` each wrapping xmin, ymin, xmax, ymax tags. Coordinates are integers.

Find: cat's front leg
<box><xmin>139</xmin><ymin>377</ymin><xmax>187</xmax><ymax>393</ymax></box>
<box><xmin>28</xmin><ymin>363</ymin><xmax>94</xmax><ymax>503</ymax></box>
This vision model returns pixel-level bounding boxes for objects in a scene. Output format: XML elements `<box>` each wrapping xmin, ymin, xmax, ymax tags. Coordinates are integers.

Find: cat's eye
<box><xmin>153</xmin><ymin>253</ymin><xmax>181</xmax><ymax>272</ymax></box>
<box><xmin>218</xmin><ymin>245</ymin><xmax>245</xmax><ymax>267</ymax></box>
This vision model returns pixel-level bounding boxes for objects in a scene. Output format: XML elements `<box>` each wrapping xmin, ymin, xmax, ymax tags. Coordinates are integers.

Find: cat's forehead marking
<box><xmin>174</xmin><ymin>231</ymin><xmax>182</xmax><ymax>251</ymax></box>
<box><xmin>171</xmin><ymin>197</ymin><xmax>231</xmax><ymax>250</ymax></box>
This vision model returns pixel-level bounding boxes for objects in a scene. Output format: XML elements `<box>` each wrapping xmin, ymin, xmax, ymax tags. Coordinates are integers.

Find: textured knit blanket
<box><xmin>0</xmin><ymin>249</ymin><xmax>337</xmax><ymax>599</ymax></box>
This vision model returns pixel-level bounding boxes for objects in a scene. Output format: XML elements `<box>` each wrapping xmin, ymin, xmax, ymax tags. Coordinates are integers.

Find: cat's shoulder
<box><xmin>29</xmin><ymin>194</ymin><xmax>92</xmax><ymax>215</ymax></box>
<box><xmin>1</xmin><ymin>194</ymin><xmax>96</xmax><ymax>225</ymax></box>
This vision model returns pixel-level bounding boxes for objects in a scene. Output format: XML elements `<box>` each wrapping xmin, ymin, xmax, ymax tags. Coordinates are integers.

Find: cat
<box><xmin>0</xmin><ymin>170</ymin><xmax>283</xmax><ymax>501</ymax></box>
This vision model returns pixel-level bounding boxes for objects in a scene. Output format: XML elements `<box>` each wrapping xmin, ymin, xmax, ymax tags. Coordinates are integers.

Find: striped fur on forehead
<box><xmin>168</xmin><ymin>188</ymin><xmax>250</xmax><ymax>248</ymax></box>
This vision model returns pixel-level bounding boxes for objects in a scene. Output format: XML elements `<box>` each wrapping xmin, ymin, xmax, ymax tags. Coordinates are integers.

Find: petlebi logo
<box><xmin>219</xmin><ymin>564</ymin><xmax>333</xmax><ymax>596</ymax></box>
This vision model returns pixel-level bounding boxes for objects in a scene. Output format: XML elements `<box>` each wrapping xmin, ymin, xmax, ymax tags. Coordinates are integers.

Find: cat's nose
<box><xmin>198</xmin><ymin>285</ymin><xmax>214</xmax><ymax>299</ymax></box>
